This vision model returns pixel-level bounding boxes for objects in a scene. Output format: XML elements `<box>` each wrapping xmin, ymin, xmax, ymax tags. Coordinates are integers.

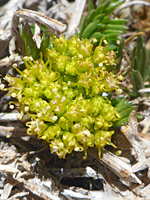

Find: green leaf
<box><xmin>97</xmin><ymin>1</ymin><xmax>110</xmax><ymax>15</ymax></box>
<box><xmin>117</xmin><ymin>40</ymin><xmax>124</xmax><ymax>58</ymax></box>
<box><xmin>20</xmin><ymin>23</ymin><xmax>38</xmax><ymax>59</ymax></box>
<box><xmin>141</xmin><ymin>47</ymin><xmax>149</xmax><ymax>81</ymax></box>
<box><xmin>81</xmin><ymin>21</ymin><xmax>99</xmax><ymax>38</ymax></box>
<box><xmin>79</xmin><ymin>0</ymin><xmax>126</xmax><ymax>51</ymax></box>
<box><xmin>104</xmin><ymin>1</ymin><xmax>125</xmax><ymax>15</ymax></box>
<box><xmin>12</xmin><ymin>27</ymin><xmax>26</xmax><ymax>56</ymax></box>
<box><xmin>104</xmin><ymin>33</ymin><xmax>121</xmax><ymax>41</ymax></box>
<box><xmin>100</xmin><ymin>24</ymin><xmax>126</xmax><ymax>31</ymax></box>
<box><xmin>137</xmin><ymin>49</ymin><xmax>143</xmax><ymax>72</ymax></box>
<box><xmin>89</xmin><ymin>32</ymin><xmax>103</xmax><ymax>41</ymax></box>
<box><xmin>131</xmin><ymin>48</ymin><xmax>137</xmax><ymax>70</ymax></box>
<box><xmin>80</xmin><ymin>15</ymin><xmax>86</xmax><ymax>35</ymax></box>
<box><xmin>109</xmin><ymin>19</ymin><xmax>126</xmax><ymax>25</ymax></box>
<box><xmin>112</xmin><ymin>97</ymin><xmax>134</xmax><ymax>127</ymax></box>
<box><xmin>131</xmin><ymin>69</ymin><xmax>145</xmax><ymax>92</ymax></box>
<box><xmin>88</xmin><ymin>0</ymin><xmax>94</xmax><ymax>14</ymax></box>
<box><xmin>93</xmin><ymin>13</ymin><xmax>104</xmax><ymax>22</ymax></box>
<box><xmin>18</xmin><ymin>23</ymin><xmax>55</xmax><ymax>59</ymax></box>
<box><xmin>103</xmin><ymin>30</ymin><xmax>123</xmax><ymax>34</ymax></box>
<box><xmin>137</xmin><ymin>35</ymin><xmax>143</xmax><ymax>50</ymax></box>
<box><xmin>136</xmin><ymin>114</ymin><xmax>144</xmax><ymax>121</ymax></box>
<box><xmin>87</xmin><ymin>9</ymin><xmax>96</xmax><ymax>24</ymax></box>
<box><xmin>114</xmin><ymin>117</ymin><xmax>129</xmax><ymax>127</ymax></box>
<box><xmin>40</xmin><ymin>36</ymin><xmax>52</xmax><ymax>53</ymax></box>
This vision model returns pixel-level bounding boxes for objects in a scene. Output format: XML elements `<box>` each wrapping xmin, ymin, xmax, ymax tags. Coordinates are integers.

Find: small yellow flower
<box><xmin>1</xmin><ymin>36</ymin><xmax>123</xmax><ymax>159</ymax></box>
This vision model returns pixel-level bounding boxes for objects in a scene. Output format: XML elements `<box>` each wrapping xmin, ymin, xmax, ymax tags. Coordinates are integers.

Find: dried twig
<box><xmin>138</xmin><ymin>88</ymin><xmax>150</xmax><ymax>93</ymax></box>
<box><xmin>0</xmin><ymin>126</ymin><xmax>27</xmax><ymax>137</ymax></box>
<box><xmin>0</xmin><ymin>113</ymin><xmax>19</xmax><ymax>121</ymax></box>
<box><xmin>61</xmin><ymin>189</ymin><xmax>90</xmax><ymax>199</ymax></box>
<box><xmin>114</xmin><ymin>1</ymin><xmax>150</xmax><ymax>15</ymax></box>
<box><xmin>121</xmin><ymin>111</ymin><xmax>146</xmax><ymax>162</ymax></box>
<box><xmin>141</xmin><ymin>117</ymin><xmax>150</xmax><ymax>134</ymax></box>
<box><xmin>124</xmin><ymin>32</ymin><xmax>145</xmax><ymax>46</ymax></box>
<box><xmin>121</xmin><ymin>111</ymin><xmax>149</xmax><ymax>173</ymax></box>
<box><xmin>139</xmin><ymin>183</ymin><xmax>150</xmax><ymax>197</ymax></box>
<box><xmin>0</xmin><ymin>164</ymin><xmax>20</xmax><ymax>174</ymax></box>
<box><xmin>0</xmin><ymin>0</ymin><xmax>25</xmax><ymax>40</ymax></box>
<box><xmin>101</xmin><ymin>150</ymin><xmax>142</xmax><ymax>184</ymax></box>
<box><xmin>7</xmin><ymin>192</ymin><xmax>29</xmax><ymax>200</ymax></box>
<box><xmin>66</xmin><ymin>0</ymin><xmax>87</xmax><ymax>38</ymax></box>
<box><xmin>12</xmin><ymin>9</ymin><xmax>67</xmax><ymax>36</ymax></box>
<box><xmin>0</xmin><ymin>54</ymin><xmax>22</xmax><ymax>68</ymax></box>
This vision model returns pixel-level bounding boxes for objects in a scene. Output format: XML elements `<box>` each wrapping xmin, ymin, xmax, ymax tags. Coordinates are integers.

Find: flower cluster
<box><xmin>2</xmin><ymin>36</ymin><xmax>123</xmax><ymax>159</ymax></box>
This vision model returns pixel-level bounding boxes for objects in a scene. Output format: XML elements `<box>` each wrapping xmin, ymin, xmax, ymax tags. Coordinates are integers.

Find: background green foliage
<box><xmin>12</xmin><ymin>23</ymin><xmax>53</xmax><ymax>59</ymax></box>
<box><xmin>80</xmin><ymin>0</ymin><xmax>126</xmax><ymax>50</ymax></box>
<box><xmin>128</xmin><ymin>36</ymin><xmax>150</xmax><ymax>98</ymax></box>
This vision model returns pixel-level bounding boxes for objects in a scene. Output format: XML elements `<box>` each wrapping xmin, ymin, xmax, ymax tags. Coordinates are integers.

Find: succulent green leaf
<box><xmin>104</xmin><ymin>0</ymin><xmax>125</xmax><ymax>15</ymax></box>
<box><xmin>130</xmin><ymin>69</ymin><xmax>145</xmax><ymax>92</ymax></box>
<box><xmin>87</xmin><ymin>9</ymin><xmax>96</xmax><ymax>24</ymax></box>
<box><xmin>141</xmin><ymin>47</ymin><xmax>148</xmax><ymax>81</ymax></box>
<box><xmin>93</xmin><ymin>13</ymin><xmax>104</xmax><ymax>21</ymax></box>
<box><xmin>80</xmin><ymin>15</ymin><xmax>86</xmax><ymax>35</ymax></box>
<box><xmin>15</xmin><ymin>23</ymin><xmax>54</xmax><ymax>59</ymax></box>
<box><xmin>88</xmin><ymin>0</ymin><xmax>94</xmax><ymax>14</ymax></box>
<box><xmin>112</xmin><ymin>97</ymin><xmax>134</xmax><ymax>127</ymax></box>
<box><xmin>79</xmin><ymin>0</ymin><xmax>126</xmax><ymax>51</ymax></box>
<box><xmin>81</xmin><ymin>21</ymin><xmax>99</xmax><ymax>38</ymax></box>
<box><xmin>128</xmin><ymin>33</ymin><xmax>150</xmax><ymax>97</ymax></box>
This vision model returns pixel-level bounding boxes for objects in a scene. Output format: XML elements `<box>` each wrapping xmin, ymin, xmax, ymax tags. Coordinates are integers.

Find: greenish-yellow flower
<box><xmin>1</xmin><ymin>36</ymin><xmax>123</xmax><ymax>159</ymax></box>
